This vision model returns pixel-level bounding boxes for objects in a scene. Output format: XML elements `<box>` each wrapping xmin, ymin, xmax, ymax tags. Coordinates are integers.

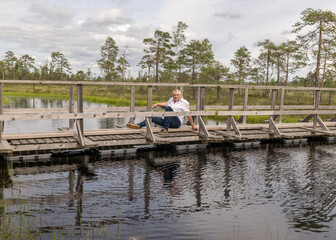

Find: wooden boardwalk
<box><xmin>1</xmin><ymin>80</ymin><xmax>336</xmax><ymax>155</ymax></box>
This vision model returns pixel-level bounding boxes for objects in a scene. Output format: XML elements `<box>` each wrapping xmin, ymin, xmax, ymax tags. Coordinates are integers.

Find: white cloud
<box><xmin>0</xmin><ymin>0</ymin><xmax>335</xmax><ymax>78</ymax></box>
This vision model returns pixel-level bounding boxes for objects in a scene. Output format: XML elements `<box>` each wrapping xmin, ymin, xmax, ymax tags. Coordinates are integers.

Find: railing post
<box><xmin>314</xmin><ymin>90</ymin><xmax>320</xmax><ymax>130</ymax></box>
<box><xmin>196</xmin><ymin>87</ymin><xmax>205</xmax><ymax>125</ymax></box>
<box><xmin>278</xmin><ymin>88</ymin><xmax>285</xmax><ymax>123</ymax></box>
<box><xmin>242</xmin><ymin>88</ymin><xmax>248</xmax><ymax>124</ymax></box>
<box><xmin>227</xmin><ymin>88</ymin><xmax>234</xmax><ymax>133</ymax></box>
<box><xmin>129</xmin><ymin>85</ymin><xmax>135</xmax><ymax>124</ymax></box>
<box><xmin>146</xmin><ymin>86</ymin><xmax>153</xmax><ymax>141</ymax></box>
<box><xmin>0</xmin><ymin>83</ymin><xmax>3</xmax><ymax>141</ymax></box>
<box><xmin>69</xmin><ymin>85</ymin><xmax>75</xmax><ymax>129</ymax></box>
<box><xmin>270</xmin><ymin>89</ymin><xmax>277</xmax><ymax>117</ymax></box>
<box><xmin>77</xmin><ymin>84</ymin><xmax>84</xmax><ymax>136</ymax></box>
<box><xmin>179</xmin><ymin>86</ymin><xmax>184</xmax><ymax>96</ymax></box>
<box><xmin>197</xmin><ymin>87</ymin><xmax>205</xmax><ymax>126</ymax></box>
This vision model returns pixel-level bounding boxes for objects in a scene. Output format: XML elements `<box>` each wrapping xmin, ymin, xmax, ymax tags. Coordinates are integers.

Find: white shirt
<box><xmin>166</xmin><ymin>97</ymin><xmax>190</xmax><ymax>124</ymax></box>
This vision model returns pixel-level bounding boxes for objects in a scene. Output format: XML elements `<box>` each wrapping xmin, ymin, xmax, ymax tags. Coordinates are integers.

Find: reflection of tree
<box><xmin>128</xmin><ymin>161</ymin><xmax>134</xmax><ymax>202</ymax></box>
<box><xmin>222</xmin><ymin>148</ymin><xmax>231</xmax><ymax>201</ymax></box>
<box><xmin>0</xmin><ymin>161</ymin><xmax>13</xmax><ymax>227</ymax></box>
<box><xmin>144</xmin><ymin>159</ymin><xmax>151</xmax><ymax>216</ymax></box>
<box><xmin>64</xmin><ymin>155</ymin><xmax>97</xmax><ymax>227</ymax></box>
<box><xmin>194</xmin><ymin>152</ymin><xmax>207</xmax><ymax>207</ymax></box>
<box><xmin>281</xmin><ymin>143</ymin><xmax>336</xmax><ymax>231</ymax></box>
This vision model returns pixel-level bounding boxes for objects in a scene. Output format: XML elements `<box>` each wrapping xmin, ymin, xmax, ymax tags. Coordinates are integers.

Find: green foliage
<box><xmin>97</xmin><ymin>37</ymin><xmax>119</xmax><ymax>81</ymax></box>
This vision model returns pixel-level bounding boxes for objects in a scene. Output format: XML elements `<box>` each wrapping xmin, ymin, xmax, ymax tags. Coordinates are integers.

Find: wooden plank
<box><xmin>27</xmin><ymin>139</ymin><xmax>37</xmax><ymax>144</ymax></box>
<box><xmin>0</xmin><ymin>110</ymin><xmax>217</xmax><ymax>121</ymax></box>
<box><xmin>3</xmin><ymin>80</ymin><xmax>336</xmax><ymax>92</ymax></box>
<box><xmin>0</xmin><ymin>140</ymin><xmax>12</xmax><ymax>154</ymax></box>
<box><xmin>10</xmin><ymin>139</ymin><xmax>21</xmax><ymax>145</ymax></box>
<box><xmin>218</xmin><ymin>110</ymin><xmax>336</xmax><ymax>116</ymax></box>
<box><xmin>19</xmin><ymin>139</ymin><xmax>29</xmax><ymax>145</ymax></box>
<box><xmin>66</xmin><ymin>137</ymin><xmax>77</xmax><ymax>142</ymax></box>
<box><xmin>50</xmin><ymin>138</ymin><xmax>62</xmax><ymax>143</ymax></box>
<box><xmin>11</xmin><ymin>142</ymin><xmax>80</xmax><ymax>152</ymax></box>
<box><xmin>35</xmin><ymin>138</ymin><xmax>46</xmax><ymax>144</ymax></box>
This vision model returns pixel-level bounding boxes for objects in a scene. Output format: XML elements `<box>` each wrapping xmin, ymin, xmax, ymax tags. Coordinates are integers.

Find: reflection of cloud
<box><xmin>214</xmin><ymin>11</ymin><xmax>243</xmax><ymax>19</ymax></box>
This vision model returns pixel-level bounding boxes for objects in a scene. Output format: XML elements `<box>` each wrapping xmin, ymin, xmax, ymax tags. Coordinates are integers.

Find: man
<box><xmin>126</xmin><ymin>89</ymin><xmax>199</xmax><ymax>134</ymax></box>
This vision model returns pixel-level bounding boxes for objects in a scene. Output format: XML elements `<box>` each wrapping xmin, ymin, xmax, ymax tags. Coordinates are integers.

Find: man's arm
<box><xmin>187</xmin><ymin>116</ymin><xmax>199</xmax><ymax>131</ymax></box>
<box><xmin>152</xmin><ymin>102</ymin><xmax>167</xmax><ymax>108</ymax></box>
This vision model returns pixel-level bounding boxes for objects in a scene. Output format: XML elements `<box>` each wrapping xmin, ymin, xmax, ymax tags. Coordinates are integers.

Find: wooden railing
<box><xmin>0</xmin><ymin>80</ymin><xmax>336</xmax><ymax>145</ymax></box>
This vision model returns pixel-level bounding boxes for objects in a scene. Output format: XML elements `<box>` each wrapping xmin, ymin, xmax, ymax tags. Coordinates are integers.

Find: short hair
<box><xmin>172</xmin><ymin>89</ymin><xmax>182</xmax><ymax>95</ymax></box>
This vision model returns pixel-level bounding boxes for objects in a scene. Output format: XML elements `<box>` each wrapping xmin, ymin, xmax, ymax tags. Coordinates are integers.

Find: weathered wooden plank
<box><xmin>218</xmin><ymin>110</ymin><xmax>336</xmax><ymax>116</ymax></box>
<box><xmin>2</xmin><ymin>80</ymin><xmax>336</xmax><ymax>92</ymax></box>
<box><xmin>0</xmin><ymin>110</ymin><xmax>217</xmax><ymax>121</ymax></box>
<box><xmin>50</xmin><ymin>138</ymin><xmax>62</xmax><ymax>143</ymax></box>
<box><xmin>0</xmin><ymin>140</ymin><xmax>12</xmax><ymax>154</ymax></box>
<box><xmin>27</xmin><ymin>139</ymin><xmax>37</xmax><ymax>144</ymax></box>
<box><xmin>11</xmin><ymin>142</ymin><xmax>80</xmax><ymax>152</ymax></box>
<box><xmin>19</xmin><ymin>139</ymin><xmax>29</xmax><ymax>145</ymax></box>
<box><xmin>35</xmin><ymin>138</ymin><xmax>46</xmax><ymax>144</ymax></box>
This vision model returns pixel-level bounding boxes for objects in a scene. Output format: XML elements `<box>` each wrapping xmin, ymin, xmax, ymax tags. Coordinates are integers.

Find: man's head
<box><xmin>172</xmin><ymin>89</ymin><xmax>182</xmax><ymax>102</ymax></box>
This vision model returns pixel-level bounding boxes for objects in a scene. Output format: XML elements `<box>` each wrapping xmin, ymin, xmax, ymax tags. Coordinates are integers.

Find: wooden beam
<box><xmin>0</xmin><ymin>83</ymin><xmax>3</xmax><ymax>141</ymax></box>
<box><xmin>77</xmin><ymin>84</ymin><xmax>84</xmax><ymax>135</ymax></box>
<box><xmin>145</xmin><ymin>117</ymin><xmax>155</xmax><ymax>143</ymax></box>
<box><xmin>129</xmin><ymin>85</ymin><xmax>135</xmax><ymax>124</ymax></box>
<box><xmin>242</xmin><ymin>88</ymin><xmax>248</xmax><ymax>124</ymax></box>
<box><xmin>313</xmin><ymin>90</ymin><xmax>320</xmax><ymax>130</ymax></box>
<box><xmin>268</xmin><ymin>118</ymin><xmax>281</xmax><ymax>136</ymax></box>
<box><xmin>278</xmin><ymin>88</ymin><xmax>285</xmax><ymax>123</ymax></box>
<box><xmin>0</xmin><ymin>110</ymin><xmax>216</xmax><ymax>121</ymax></box>
<box><xmin>2</xmin><ymin>80</ymin><xmax>336</xmax><ymax>92</ymax></box>
<box><xmin>76</xmin><ymin>120</ymin><xmax>85</xmax><ymax>147</ymax></box>
<box><xmin>69</xmin><ymin>84</ymin><xmax>75</xmax><ymax>129</ymax></box>
<box><xmin>227</xmin><ymin>88</ymin><xmax>234</xmax><ymax>134</ymax></box>
<box><xmin>198</xmin><ymin>116</ymin><xmax>211</xmax><ymax>139</ymax></box>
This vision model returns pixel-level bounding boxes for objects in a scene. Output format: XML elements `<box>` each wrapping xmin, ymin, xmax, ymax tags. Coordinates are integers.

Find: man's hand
<box><xmin>192</xmin><ymin>126</ymin><xmax>199</xmax><ymax>131</ymax></box>
<box><xmin>152</xmin><ymin>103</ymin><xmax>158</xmax><ymax>108</ymax></box>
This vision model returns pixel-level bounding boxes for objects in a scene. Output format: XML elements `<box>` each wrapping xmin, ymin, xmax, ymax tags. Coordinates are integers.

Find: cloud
<box><xmin>214</xmin><ymin>11</ymin><xmax>243</xmax><ymax>19</ymax></box>
<box><xmin>29</xmin><ymin>3</ymin><xmax>77</xmax><ymax>26</ymax></box>
<box><xmin>81</xmin><ymin>8</ymin><xmax>133</xmax><ymax>31</ymax></box>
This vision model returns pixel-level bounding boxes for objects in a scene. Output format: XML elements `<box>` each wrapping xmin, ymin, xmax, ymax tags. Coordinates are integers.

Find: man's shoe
<box><xmin>126</xmin><ymin>123</ymin><xmax>140</xmax><ymax>129</ymax></box>
<box><xmin>159</xmin><ymin>128</ymin><xmax>169</xmax><ymax>135</ymax></box>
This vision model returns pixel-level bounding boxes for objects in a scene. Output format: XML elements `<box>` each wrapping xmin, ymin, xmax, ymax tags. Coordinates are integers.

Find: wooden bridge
<box><xmin>1</xmin><ymin>80</ymin><xmax>336</xmax><ymax>155</ymax></box>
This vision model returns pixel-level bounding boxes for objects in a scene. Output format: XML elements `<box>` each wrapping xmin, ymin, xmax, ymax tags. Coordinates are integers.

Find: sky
<box><xmin>0</xmin><ymin>0</ymin><xmax>335</xmax><ymax>79</ymax></box>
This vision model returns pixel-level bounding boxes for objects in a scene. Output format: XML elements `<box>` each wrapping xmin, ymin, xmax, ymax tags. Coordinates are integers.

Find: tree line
<box><xmin>0</xmin><ymin>8</ymin><xmax>336</xmax><ymax>88</ymax></box>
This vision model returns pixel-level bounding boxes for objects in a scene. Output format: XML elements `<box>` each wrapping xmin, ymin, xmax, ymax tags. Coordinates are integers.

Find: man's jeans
<box><xmin>137</xmin><ymin>106</ymin><xmax>181</xmax><ymax>129</ymax></box>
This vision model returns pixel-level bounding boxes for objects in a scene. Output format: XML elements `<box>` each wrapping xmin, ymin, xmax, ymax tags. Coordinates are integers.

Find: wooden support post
<box><xmin>146</xmin><ymin>86</ymin><xmax>155</xmax><ymax>142</ymax></box>
<box><xmin>269</xmin><ymin>118</ymin><xmax>281</xmax><ymax>137</ymax></box>
<box><xmin>76</xmin><ymin>119</ymin><xmax>85</xmax><ymax>147</ymax></box>
<box><xmin>129</xmin><ymin>85</ymin><xmax>135</xmax><ymax>124</ymax></box>
<box><xmin>269</xmin><ymin>89</ymin><xmax>278</xmax><ymax>134</ymax></box>
<box><xmin>179</xmin><ymin>86</ymin><xmax>184</xmax><ymax>96</ymax></box>
<box><xmin>242</xmin><ymin>88</ymin><xmax>248</xmax><ymax>124</ymax></box>
<box><xmin>69</xmin><ymin>85</ymin><xmax>75</xmax><ymax>129</ymax></box>
<box><xmin>278</xmin><ymin>88</ymin><xmax>285</xmax><ymax>123</ymax></box>
<box><xmin>197</xmin><ymin>87</ymin><xmax>205</xmax><ymax>132</ymax></box>
<box><xmin>77</xmin><ymin>84</ymin><xmax>84</xmax><ymax>140</ymax></box>
<box><xmin>227</xmin><ymin>88</ymin><xmax>234</xmax><ymax>133</ymax></box>
<box><xmin>198</xmin><ymin>116</ymin><xmax>211</xmax><ymax>139</ymax></box>
<box><xmin>313</xmin><ymin>90</ymin><xmax>320</xmax><ymax>130</ymax></box>
<box><xmin>0</xmin><ymin>83</ymin><xmax>3</xmax><ymax>141</ymax></box>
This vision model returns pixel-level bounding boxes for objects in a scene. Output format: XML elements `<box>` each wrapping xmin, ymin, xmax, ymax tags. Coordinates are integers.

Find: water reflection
<box><xmin>1</xmin><ymin>143</ymin><xmax>336</xmax><ymax>239</ymax></box>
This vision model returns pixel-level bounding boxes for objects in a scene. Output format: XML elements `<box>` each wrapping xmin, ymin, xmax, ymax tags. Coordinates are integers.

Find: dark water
<box><xmin>1</xmin><ymin>97</ymin><xmax>336</xmax><ymax>239</ymax></box>
<box><xmin>1</xmin><ymin>142</ymin><xmax>336</xmax><ymax>239</ymax></box>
